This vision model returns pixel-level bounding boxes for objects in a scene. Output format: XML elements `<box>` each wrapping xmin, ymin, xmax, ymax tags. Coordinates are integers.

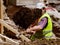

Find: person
<box><xmin>26</xmin><ymin>3</ymin><xmax>56</xmax><ymax>41</ymax></box>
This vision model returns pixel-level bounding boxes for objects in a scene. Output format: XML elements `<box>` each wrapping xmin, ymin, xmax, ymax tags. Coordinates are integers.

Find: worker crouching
<box><xmin>26</xmin><ymin>3</ymin><xmax>56</xmax><ymax>41</ymax></box>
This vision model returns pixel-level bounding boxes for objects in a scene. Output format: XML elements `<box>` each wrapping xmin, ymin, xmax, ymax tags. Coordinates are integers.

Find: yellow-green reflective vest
<box><xmin>31</xmin><ymin>13</ymin><xmax>53</xmax><ymax>40</ymax></box>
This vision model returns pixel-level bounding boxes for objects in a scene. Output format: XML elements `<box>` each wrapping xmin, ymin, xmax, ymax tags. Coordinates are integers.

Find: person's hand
<box><xmin>30</xmin><ymin>31</ymin><xmax>36</xmax><ymax>34</ymax></box>
<box><xmin>26</xmin><ymin>28</ymin><xmax>31</xmax><ymax>33</ymax></box>
<box><xmin>26</xmin><ymin>28</ymin><xmax>36</xmax><ymax>34</ymax></box>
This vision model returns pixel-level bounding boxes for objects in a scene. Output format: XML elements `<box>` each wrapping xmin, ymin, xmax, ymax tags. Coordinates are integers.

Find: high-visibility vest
<box><xmin>31</xmin><ymin>13</ymin><xmax>53</xmax><ymax>40</ymax></box>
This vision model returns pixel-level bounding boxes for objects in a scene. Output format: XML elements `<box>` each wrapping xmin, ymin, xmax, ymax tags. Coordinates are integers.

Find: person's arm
<box><xmin>26</xmin><ymin>17</ymin><xmax>48</xmax><ymax>33</ymax></box>
<box><xmin>28</xmin><ymin>25</ymin><xmax>42</xmax><ymax>31</ymax></box>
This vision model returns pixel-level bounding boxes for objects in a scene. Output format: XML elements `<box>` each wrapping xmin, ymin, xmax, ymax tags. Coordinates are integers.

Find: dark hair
<box><xmin>13</xmin><ymin>7</ymin><xmax>33</xmax><ymax>29</ymax></box>
<box><xmin>13</xmin><ymin>7</ymin><xmax>42</xmax><ymax>29</ymax></box>
<box><xmin>33</xmin><ymin>8</ymin><xmax>42</xmax><ymax>19</ymax></box>
<box><xmin>31</xmin><ymin>8</ymin><xmax>42</xmax><ymax>25</ymax></box>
